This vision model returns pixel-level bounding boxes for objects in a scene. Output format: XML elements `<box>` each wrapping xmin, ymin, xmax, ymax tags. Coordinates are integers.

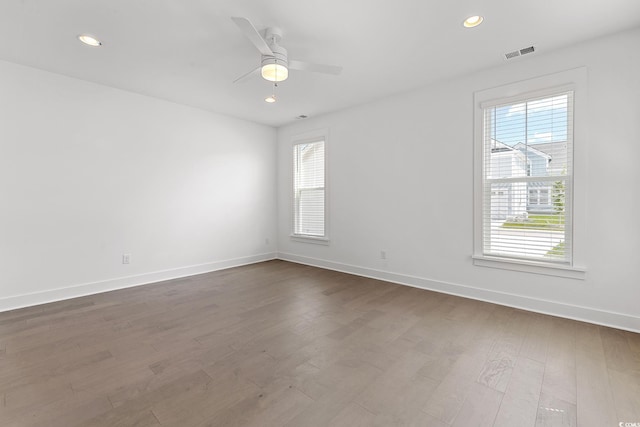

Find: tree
<box><xmin>552</xmin><ymin>179</ymin><xmax>565</xmax><ymax>225</ymax></box>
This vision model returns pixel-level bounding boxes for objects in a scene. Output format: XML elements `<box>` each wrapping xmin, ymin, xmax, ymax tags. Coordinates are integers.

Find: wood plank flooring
<box><xmin>0</xmin><ymin>260</ymin><xmax>638</xmax><ymax>426</ymax></box>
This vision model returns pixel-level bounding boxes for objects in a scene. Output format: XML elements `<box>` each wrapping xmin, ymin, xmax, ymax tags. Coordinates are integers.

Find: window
<box><xmin>528</xmin><ymin>188</ymin><xmax>550</xmax><ymax>207</ymax></box>
<box><xmin>482</xmin><ymin>91</ymin><xmax>573</xmax><ymax>263</ymax></box>
<box><xmin>293</xmin><ymin>138</ymin><xmax>326</xmax><ymax>240</ymax></box>
<box><xmin>539</xmin><ymin>189</ymin><xmax>550</xmax><ymax>206</ymax></box>
<box><xmin>473</xmin><ymin>68</ymin><xmax>587</xmax><ymax>278</ymax></box>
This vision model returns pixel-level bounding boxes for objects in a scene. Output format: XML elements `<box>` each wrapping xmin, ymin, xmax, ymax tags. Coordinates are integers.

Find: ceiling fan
<box><xmin>231</xmin><ymin>17</ymin><xmax>342</xmax><ymax>84</ymax></box>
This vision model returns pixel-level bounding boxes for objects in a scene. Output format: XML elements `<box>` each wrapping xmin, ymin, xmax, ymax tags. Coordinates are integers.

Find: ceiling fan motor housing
<box><xmin>261</xmin><ymin>43</ymin><xmax>288</xmax><ymax>68</ymax></box>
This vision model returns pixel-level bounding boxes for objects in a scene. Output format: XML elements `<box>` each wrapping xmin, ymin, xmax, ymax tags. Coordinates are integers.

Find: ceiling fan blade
<box><xmin>288</xmin><ymin>59</ymin><xmax>342</xmax><ymax>75</ymax></box>
<box><xmin>231</xmin><ymin>17</ymin><xmax>273</xmax><ymax>56</ymax></box>
<box><xmin>233</xmin><ymin>66</ymin><xmax>260</xmax><ymax>84</ymax></box>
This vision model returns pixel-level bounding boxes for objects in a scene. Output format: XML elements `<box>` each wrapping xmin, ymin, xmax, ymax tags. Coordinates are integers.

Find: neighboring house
<box><xmin>528</xmin><ymin>141</ymin><xmax>569</xmax><ymax>176</ymax></box>
<box><xmin>488</xmin><ymin>140</ymin><xmax>528</xmax><ymax>220</ymax></box>
<box><xmin>489</xmin><ymin>139</ymin><xmax>567</xmax><ymax>219</ymax></box>
<box><xmin>513</xmin><ymin>143</ymin><xmax>553</xmax><ymax>213</ymax></box>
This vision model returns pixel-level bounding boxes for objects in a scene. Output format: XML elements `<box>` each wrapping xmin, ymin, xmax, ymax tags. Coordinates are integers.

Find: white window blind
<box><xmin>481</xmin><ymin>92</ymin><xmax>573</xmax><ymax>263</ymax></box>
<box><xmin>293</xmin><ymin>140</ymin><xmax>325</xmax><ymax>237</ymax></box>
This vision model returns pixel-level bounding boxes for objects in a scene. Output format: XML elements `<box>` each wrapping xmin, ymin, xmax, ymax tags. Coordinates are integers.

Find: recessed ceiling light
<box><xmin>77</xmin><ymin>34</ymin><xmax>102</xmax><ymax>47</ymax></box>
<box><xmin>265</xmin><ymin>95</ymin><xmax>276</xmax><ymax>103</ymax></box>
<box><xmin>463</xmin><ymin>15</ymin><xmax>484</xmax><ymax>28</ymax></box>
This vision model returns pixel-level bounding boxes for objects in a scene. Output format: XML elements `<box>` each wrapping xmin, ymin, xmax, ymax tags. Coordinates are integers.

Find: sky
<box><xmin>490</xmin><ymin>93</ymin><xmax>570</xmax><ymax>146</ymax></box>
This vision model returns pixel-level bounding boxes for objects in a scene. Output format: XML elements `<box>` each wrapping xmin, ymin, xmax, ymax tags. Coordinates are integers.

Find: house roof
<box><xmin>530</xmin><ymin>141</ymin><xmax>569</xmax><ymax>160</ymax></box>
<box><xmin>513</xmin><ymin>142</ymin><xmax>553</xmax><ymax>160</ymax></box>
<box><xmin>491</xmin><ymin>139</ymin><xmax>518</xmax><ymax>153</ymax></box>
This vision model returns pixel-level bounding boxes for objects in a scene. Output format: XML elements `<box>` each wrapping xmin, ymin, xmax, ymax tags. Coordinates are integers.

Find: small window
<box><xmin>539</xmin><ymin>189</ymin><xmax>549</xmax><ymax>205</ymax></box>
<box><xmin>528</xmin><ymin>188</ymin><xmax>551</xmax><ymax>207</ymax></box>
<box><xmin>529</xmin><ymin>189</ymin><xmax>539</xmax><ymax>205</ymax></box>
<box><xmin>293</xmin><ymin>139</ymin><xmax>326</xmax><ymax>239</ymax></box>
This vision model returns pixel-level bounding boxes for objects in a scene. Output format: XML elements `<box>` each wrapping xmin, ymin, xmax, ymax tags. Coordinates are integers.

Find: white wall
<box><xmin>2</xmin><ymin>28</ymin><xmax>638</xmax><ymax>331</ymax></box>
<box><xmin>0</xmin><ymin>60</ymin><xmax>277</xmax><ymax>310</ymax></box>
<box><xmin>277</xmin><ymin>27</ymin><xmax>640</xmax><ymax>332</ymax></box>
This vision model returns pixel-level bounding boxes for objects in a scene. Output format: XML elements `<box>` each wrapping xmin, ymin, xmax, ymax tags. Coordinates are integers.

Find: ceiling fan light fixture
<box><xmin>261</xmin><ymin>62</ymin><xmax>288</xmax><ymax>82</ymax></box>
<box><xmin>265</xmin><ymin>95</ymin><xmax>276</xmax><ymax>103</ymax></box>
<box><xmin>463</xmin><ymin>15</ymin><xmax>484</xmax><ymax>28</ymax></box>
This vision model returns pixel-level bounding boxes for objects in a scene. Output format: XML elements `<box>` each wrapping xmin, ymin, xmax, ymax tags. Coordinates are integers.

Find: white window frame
<box><xmin>473</xmin><ymin>68</ymin><xmax>587</xmax><ymax>279</ymax></box>
<box><xmin>290</xmin><ymin>129</ymin><xmax>329</xmax><ymax>245</ymax></box>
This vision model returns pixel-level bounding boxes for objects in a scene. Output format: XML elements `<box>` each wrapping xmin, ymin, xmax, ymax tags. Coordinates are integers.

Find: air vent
<box><xmin>505</xmin><ymin>50</ymin><xmax>520</xmax><ymax>59</ymax></box>
<box><xmin>505</xmin><ymin>45</ymin><xmax>536</xmax><ymax>60</ymax></box>
<box><xmin>519</xmin><ymin>46</ymin><xmax>535</xmax><ymax>55</ymax></box>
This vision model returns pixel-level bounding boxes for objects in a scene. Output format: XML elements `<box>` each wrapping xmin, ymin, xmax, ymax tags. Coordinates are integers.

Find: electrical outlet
<box><xmin>380</xmin><ymin>250</ymin><xmax>386</xmax><ymax>260</ymax></box>
<box><xmin>122</xmin><ymin>253</ymin><xmax>131</xmax><ymax>264</ymax></box>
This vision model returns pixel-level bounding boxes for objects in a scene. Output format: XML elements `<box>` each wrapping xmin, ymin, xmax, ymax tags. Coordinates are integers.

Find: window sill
<box><xmin>290</xmin><ymin>235</ymin><xmax>330</xmax><ymax>245</ymax></box>
<box><xmin>472</xmin><ymin>255</ymin><xmax>586</xmax><ymax>280</ymax></box>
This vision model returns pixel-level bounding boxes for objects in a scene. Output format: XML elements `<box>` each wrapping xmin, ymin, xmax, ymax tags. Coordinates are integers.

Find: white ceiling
<box><xmin>1</xmin><ymin>0</ymin><xmax>639</xmax><ymax>127</ymax></box>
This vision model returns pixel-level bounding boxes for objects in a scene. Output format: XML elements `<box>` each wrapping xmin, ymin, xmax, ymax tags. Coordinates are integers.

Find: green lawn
<box><xmin>546</xmin><ymin>241</ymin><xmax>565</xmax><ymax>257</ymax></box>
<box><xmin>502</xmin><ymin>214</ymin><xmax>564</xmax><ymax>230</ymax></box>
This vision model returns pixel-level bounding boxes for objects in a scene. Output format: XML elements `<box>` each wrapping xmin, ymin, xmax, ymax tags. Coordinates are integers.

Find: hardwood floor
<box><xmin>0</xmin><ymin>260</ymin><xmax>638</xmax><ymax>426</ymax></box>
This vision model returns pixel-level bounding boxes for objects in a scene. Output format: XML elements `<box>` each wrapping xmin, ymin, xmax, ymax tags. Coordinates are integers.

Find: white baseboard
<box><xmin>277</xmin><ymin>252</ymin><xmax>640</xmax><ymax>333</ymax></box>
<box><xmin>0</xmin><ymin>252</ymin><xmax>277</xmax><ymax>313</ymax></box>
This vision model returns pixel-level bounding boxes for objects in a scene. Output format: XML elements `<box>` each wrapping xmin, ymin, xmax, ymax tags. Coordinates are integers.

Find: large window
<box><xmin>473</xmin><ymin>69</ymin><xmax>587</xmax><ymax>278</ymax></box>
<box><xmin>293</xmin><ymin>138</ymin><xmax>326</xmax><ymax>239</ymax></box>
<box><xmin>481</xmin><ymin>91</ymin><xmax>573</xmax><ymax>264</ymax></box>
